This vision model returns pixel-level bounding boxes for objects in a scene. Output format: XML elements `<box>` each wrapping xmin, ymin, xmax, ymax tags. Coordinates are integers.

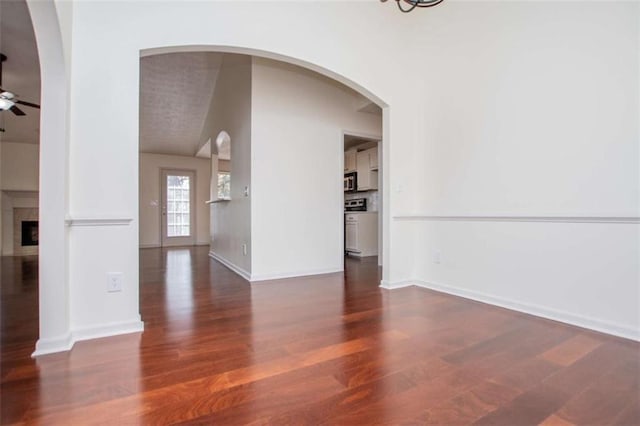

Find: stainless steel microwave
<box><xmin>344</xmin><ymin>172</ymin><xmax>356</xmax><ymax>192</ymax></box>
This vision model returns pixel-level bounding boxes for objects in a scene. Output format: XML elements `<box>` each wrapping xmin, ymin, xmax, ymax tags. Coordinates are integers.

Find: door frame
<box><xmin>160</xmin><ymin>168</ymin><xmax>197</xmax><ymax>247</ymax></box>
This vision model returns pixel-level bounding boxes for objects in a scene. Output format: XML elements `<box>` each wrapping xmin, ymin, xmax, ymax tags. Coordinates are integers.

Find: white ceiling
<box><xmin>139</xmin><ymin>52</ymin><xmax>223</xmax><ymax>156</ymax></box>
<box><xmin>0</xmin><ymin>0</ymin><xmax>41</xmax><ymax>144</ymax></box>
<box><xmin>344</xmin><ymin>134</ymin><xmax>379</xmax><ymax>151</ymax></box>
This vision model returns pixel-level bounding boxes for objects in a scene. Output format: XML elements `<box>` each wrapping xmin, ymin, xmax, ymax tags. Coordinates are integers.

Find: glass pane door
<box><xmin>166</xmin><ymin>174</ymin><xmax>191</xmax><ymax>237</ymax></box>
<box><xmin>161</xmin><ymin>169</ymin><xmax>195</xmax><ymax>247</ymax></box>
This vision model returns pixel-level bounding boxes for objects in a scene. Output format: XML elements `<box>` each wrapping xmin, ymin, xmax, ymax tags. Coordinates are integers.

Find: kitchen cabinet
<box><xmin>344</xmin><ymin>149</ymin><xmax>357</xmax><ymax>173</ymax></box>
<box><xmin>345</xmin><ymin>212</ymin><xmax>378</xmax><ymax>257</ymax></box>
<box><xmin>356</xmin><ymin>150</ymin><xmax>378</xmax><ymax>191</ymax></box>
<box><xmin>345</xmin><ymin>222</ymin><xmax>358</xmax><ymax>252</ymax></box>
<box><xmin>367</xmin><ymin>147</ymin><xmax>378</xmax><ymax>170</ymax></box>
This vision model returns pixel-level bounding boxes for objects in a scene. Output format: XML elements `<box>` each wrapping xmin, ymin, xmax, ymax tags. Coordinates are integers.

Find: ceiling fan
<box><xmin>0</xmin><ymin>53</ymin><xmax>40</xmax><ymax>116</ymax></box>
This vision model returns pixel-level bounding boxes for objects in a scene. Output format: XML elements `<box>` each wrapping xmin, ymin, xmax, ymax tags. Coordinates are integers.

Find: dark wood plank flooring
<box><xmin>1</xmin><ymin>247</ymin><xmax>638</xmax><ymax>425</ymax></box>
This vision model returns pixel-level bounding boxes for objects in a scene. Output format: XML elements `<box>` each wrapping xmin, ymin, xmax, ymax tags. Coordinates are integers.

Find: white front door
<box><xmin>161</xmin><ymin>170</ymin><xmax>196</xmax><ymax>247</ymax></box>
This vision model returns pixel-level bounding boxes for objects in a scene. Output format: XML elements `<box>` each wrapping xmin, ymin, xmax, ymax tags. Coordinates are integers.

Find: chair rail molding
<box><xmin>393</xmin><ymin>215</ymin><xmax>640</xmax><ymax>224</ymax></box>
<box><xmin>65</xmin><ymin>215</ymin><xmax>134</xmax><ymax>227</ymax></box>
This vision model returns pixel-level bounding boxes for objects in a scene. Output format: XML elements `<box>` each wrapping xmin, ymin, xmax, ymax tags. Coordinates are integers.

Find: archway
<box><xmin>140</xmin><ymin>45</ymin><xmax>390</xmax><ymax>281</ymax></box>
<box><xmin>30</xmin><ymin>23</ymin><xmax>390</xmax><ymax>354</ymax></box>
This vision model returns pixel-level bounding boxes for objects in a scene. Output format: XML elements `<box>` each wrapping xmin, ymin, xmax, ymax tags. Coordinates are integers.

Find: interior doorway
<box><xmin>161</xmin><ymin>169</ymin><xmax>196</xmax><ymax>247</ymax></box>
<box><xmin>343</xmin><ymin>132</ymin><xmax>383</xmax><ymax>268</ymax></box>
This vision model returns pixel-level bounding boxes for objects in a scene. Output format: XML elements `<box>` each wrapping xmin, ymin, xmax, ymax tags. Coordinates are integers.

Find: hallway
<box><xmin>1</xmin><ymin>247</ymin><xmax>638</xmax><ymax>424</ymax></box>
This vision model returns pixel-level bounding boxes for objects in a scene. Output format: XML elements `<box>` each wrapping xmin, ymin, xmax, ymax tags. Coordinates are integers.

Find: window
<box><xmin>218</xmin><ymin>172</ymin><xmax>231</xmax><ymax>199</ymax></box>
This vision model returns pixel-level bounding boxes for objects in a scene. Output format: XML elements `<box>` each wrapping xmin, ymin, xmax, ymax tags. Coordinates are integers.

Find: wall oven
<box><xmin>344</xmin><ymin>172</ymin><xmax>357</xmax><ymax>192</ymax></box>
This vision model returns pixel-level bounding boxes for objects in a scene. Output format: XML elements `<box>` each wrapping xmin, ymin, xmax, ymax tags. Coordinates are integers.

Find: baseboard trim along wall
<box><xmin>70</xmin><ymin>319</ymin><xmax>144</xmax><ymax>343</ymax></box>
<box><xmin>32</xmin><ymin>319</ymin><xmax>144</xmax><ymax>357</ymax></box>
<box><xmin>250</xmin><ymin>267</ymin><xmax>343</xmax><ymax>282</ymax></box>
<box><xmin>209</xmin><ymin>251</ymin><xmax>251</xmax><ymax>281</ymax></box>
<box><xmin>139</xmin><ymin>243</ymin><xmax>161</xmax><ymax>249</ymax></box>
<box><xmin>208</xmin><ymin>251</ymin><xmax>343</xmax><ymax>283</ymax></box>
<box><xmin>140</xmin><ymin>243</ymin><xmax>210</xmax><ymax>249</ymax></box>
<box><xmin>380</xmin><ymin>279</ymin><xmax>639</xmax><ymax>342</ymax></box>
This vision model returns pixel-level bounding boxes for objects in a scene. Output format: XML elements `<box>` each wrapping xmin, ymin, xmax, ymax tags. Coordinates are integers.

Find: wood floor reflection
<box><xmin>1</xmin><ymin>247</ymin><xmax>638</xmax><ymax>425</ymax></box>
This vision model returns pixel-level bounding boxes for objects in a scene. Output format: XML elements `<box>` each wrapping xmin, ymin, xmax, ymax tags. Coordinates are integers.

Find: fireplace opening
<box><xmin>21</xmin><ymin>221</ymin><xmax>39</xmax><ymax>247</ymax></box>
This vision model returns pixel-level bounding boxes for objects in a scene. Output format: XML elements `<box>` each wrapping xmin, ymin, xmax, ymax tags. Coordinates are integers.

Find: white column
<box><xmin>27</xmin><ymin>0</ymin><xmax>71</xmax><ymax>356</ymax></box>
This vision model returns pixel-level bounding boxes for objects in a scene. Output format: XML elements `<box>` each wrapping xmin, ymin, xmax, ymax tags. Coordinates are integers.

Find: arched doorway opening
<box><xmin>139</xmin><ymin>48</ymin><xmax>387</xmax><ymax>285</ymax></box>
<box><xmin>31</xmin><ymin>21</ymin><xmax>389</xmax><ymax>353</ymax></box>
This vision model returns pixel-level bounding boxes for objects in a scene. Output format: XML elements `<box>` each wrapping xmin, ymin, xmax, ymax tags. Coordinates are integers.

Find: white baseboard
<box><xmin>380</xmin><ymin>279</ymin><xmax>639</xmax><ymax>342</ymax></box>
<box><xmin>71</xmin><ymin>319</ymin><xmax>144</xmax><ymax>343</ymax></box>
<box><xmin>32</xmin><ymin>319</ymin><xmax>144</xmax><ymax>357</ymax></box>
<box><xmin>140</xmin><ymin>243</ymin><xmax>210</xmax><ymax>249</ymax></box>
<box><xmin>250</xmin><ymin>267</ymin><xmax>343</xmax><ymax>282</ymax></box>
<box><xmin>380</xmin><ymin>279</ymin><xmax>414</xmax><ymax>289</ymax></box>
<box><xmin>139</xmin><ymin>243</ymin><xmax>161</xmax><ymax>249</ymax></box>
<box><xmin>32</xmin><ymin>332</ymin><xmax>74</xmax><ymax>357</ymax></box>
<box><xmin>209</xmin><ymin>251</ymin><xmax>251</xmax><ymax>281</ymax></box>
<box><xmin>208</xmin><ymin>251</ymin><xmax>342</xmax><ymax>283</ymax></box>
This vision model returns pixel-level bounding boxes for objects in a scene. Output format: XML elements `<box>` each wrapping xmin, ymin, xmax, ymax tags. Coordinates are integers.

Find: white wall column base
<box><xmin>31</xmin><ymin>319</ymin><xmax>144</xmax><ymax>357</ymax></box>
<box><xmin>209</xmin><ymin>250</ymin><xmax>251</xmax><ymax>281</ymax></box>
<box><xmin>380</xmin><ymin>279</ymin><xmax>640</xmax><ymax>342</ymax></box>
<box><xmin>32</xmin><ymin>332</ymin><xmax>74</xmax><ymax>357</ymax></box>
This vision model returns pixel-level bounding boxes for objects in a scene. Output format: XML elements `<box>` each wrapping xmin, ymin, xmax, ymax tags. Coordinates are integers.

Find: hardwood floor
<box><xmin>1</xmin><ymin>247</ymin><xmax>638</xmax><ymax>425</ymax></box>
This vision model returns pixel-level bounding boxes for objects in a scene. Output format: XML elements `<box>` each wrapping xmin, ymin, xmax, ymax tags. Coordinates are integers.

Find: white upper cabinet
<box><xmin>344</xmin><ymin>149</ymin><xmax>357</xmax><ymax>173</ymax></box>
<box><xmin>356</xmin><ymin>149</ymin><xmax>378</xmax><ymax>191</ymax></box>
<box><xmin>367</xmin><ymin>147</ymin><xmax>378</xmax><ymax>170</ymax></box>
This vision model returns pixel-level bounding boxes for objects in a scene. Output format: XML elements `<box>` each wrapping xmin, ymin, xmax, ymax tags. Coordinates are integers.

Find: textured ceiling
<box><xmin>0</xmin><ymin>0</ymin><xmax>41</xmax><ymax>144</ymax></box>
<box><xmin>139</xmin><ymin>52</ymin><xmax>223</xmax><ymax>156</ymax></box>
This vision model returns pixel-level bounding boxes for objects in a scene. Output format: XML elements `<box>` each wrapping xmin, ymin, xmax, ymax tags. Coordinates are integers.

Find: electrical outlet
<box><xmin>242</xmin><ymin>244</ymin><xmax>247</xmax><ymax>256</ymax></box>
<box><xmin>433</xmin><ymin>250</ymin><xmax>442</xmax><ymax>264</ymax></box>
<box><xmin>107</xmin><ymin>272</ymin><xmax>123</xmax><ymax>293</ymax></box>
<box><xmin>243</xmin><ymin>186</ymin><xmax>250</xmax><ymax>197</ymax></box>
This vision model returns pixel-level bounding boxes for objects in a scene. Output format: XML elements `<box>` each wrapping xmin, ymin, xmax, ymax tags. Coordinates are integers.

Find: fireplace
<box><xmin>12</xmin><ymin>207</ymin><xmax>39</xmax><ymax>256</ymax></box>
<box><xmin>21</xmin><ymin>221</ymin><xmax>39</xmax><ymax>246</ymax></box>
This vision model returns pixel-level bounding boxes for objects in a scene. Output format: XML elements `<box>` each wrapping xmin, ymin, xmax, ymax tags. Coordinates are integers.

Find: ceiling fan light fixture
<box><xmin>0</xmin><ymin>97</ymin><xmax>14</xmax><ymax>110</ymax></box>
<box><xmin>0</xmin><ymin>55</ymin><xmax>41</xmax><ymax>115</ymax></box>
<box><xmin>381</xmin><ymin>0</ymin><xmax>445</xmax><ymax>13</ymax></box>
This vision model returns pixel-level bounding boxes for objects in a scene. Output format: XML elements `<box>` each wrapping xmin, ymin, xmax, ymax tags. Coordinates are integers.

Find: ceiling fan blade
<box><xmin>0</xmin><ymin>53</ymin><xmax>5</xmax><ymax>88</ymax></box>
<box><xmin>15</xmin><ymin>100</ymin><xmax>40</xmax><ymax>109</ymax></box>
<box><xmin>10</xmin><ymin>105</ymin><xmax>26</xmax><ymax>116</ymax></box>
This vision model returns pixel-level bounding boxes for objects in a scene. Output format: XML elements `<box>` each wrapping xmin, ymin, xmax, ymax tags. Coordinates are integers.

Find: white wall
<box><xmin>1</xmin><ymin>142</ymin><xmax>39</xmax><ymax>191</ymax></box>
<box><xmin>206</xmin><ymin>55</ymin><xmax>253</xmax><ymax>276</ymax></box>
<box><xmin>397</xmin><ymin>1</ymin><xmax>639</xmax><ymax>340</ymax></box>
<box><xmin>251</xmin><ymin>58</ymin><xmax>382</xmax><ymax>280</ymax></box>
<box><xmin>139</xmin><ymin>153</ymin><xmax>210</xmax><ymax>248</ymax></box>
<box><xmin>32</xmin><ymin>0</ymin><xmax>638</xmax><ymax>355</ymax></box>
<box><xmin>411</xmin><ymin>221</ymin><xmax>638</xmax><ymax>339</ymax></box>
